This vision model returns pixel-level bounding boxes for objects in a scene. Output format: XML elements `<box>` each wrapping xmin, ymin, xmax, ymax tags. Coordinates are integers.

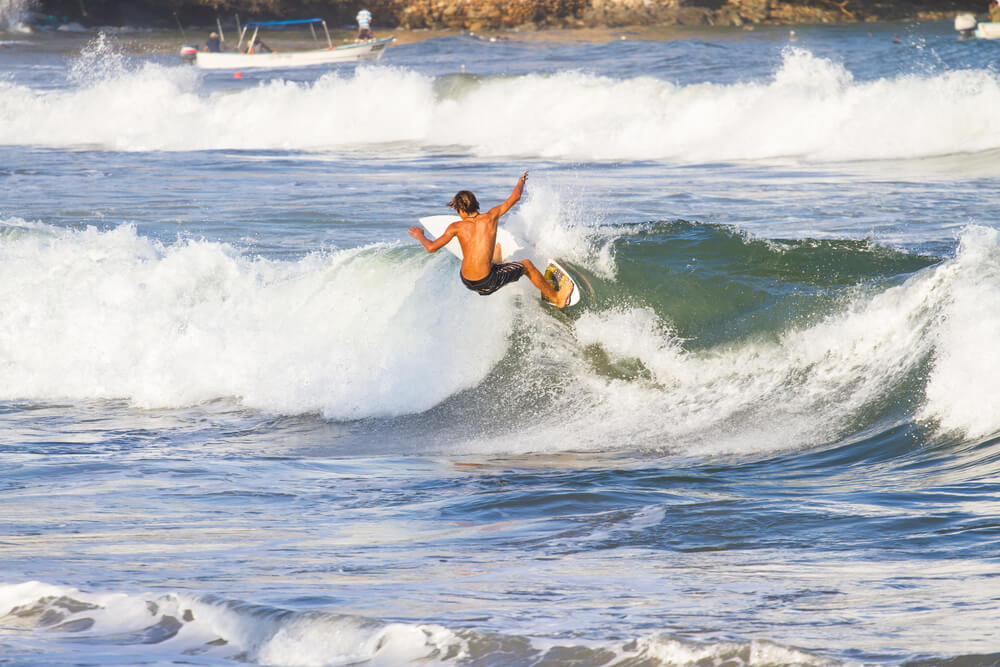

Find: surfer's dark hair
<box><xmin>448</xmin><ymin>190</ymin><xmax>479</xmax><ymax>214</ymax></box>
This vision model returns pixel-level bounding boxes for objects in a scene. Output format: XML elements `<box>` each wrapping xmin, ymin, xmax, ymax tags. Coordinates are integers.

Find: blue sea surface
<box><xmin>2</xmin><ymin>18</ymin><xmax>1000</xmax><ymax>666</ymax></box>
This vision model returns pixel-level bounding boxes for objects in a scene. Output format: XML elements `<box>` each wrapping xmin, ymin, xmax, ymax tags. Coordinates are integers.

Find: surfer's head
<box><xmin>448</xmin><ymin>191</ymin><xmax>479</xmax><ymax>215</ymax></box>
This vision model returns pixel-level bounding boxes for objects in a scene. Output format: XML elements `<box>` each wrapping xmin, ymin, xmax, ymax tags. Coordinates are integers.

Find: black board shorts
<box><xmin>461</xmin><ymin>262</ymin><xmax>525</xmax><ymax>296</ymax></box>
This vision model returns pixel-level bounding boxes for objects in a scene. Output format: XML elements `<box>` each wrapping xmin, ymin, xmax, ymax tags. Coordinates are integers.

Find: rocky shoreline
<box><xmin>29</xmin><ymin>0</ymin><xmax>984</xmax><ymax>32</ymax></box>
<box><xmin>361</xmin><ymin>0</ymin><xmax>979</xmax><ymax>31</ymax></box>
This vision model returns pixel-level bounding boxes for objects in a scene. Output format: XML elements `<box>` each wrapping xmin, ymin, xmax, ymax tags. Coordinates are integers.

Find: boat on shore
<box><xmin>181</xmin><ymin>18</ymin><xmax>393</xmax><ymax>70</ymax></box>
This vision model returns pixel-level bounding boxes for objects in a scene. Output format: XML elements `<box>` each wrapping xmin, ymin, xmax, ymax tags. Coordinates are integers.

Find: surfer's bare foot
<box><xmin>553</xmin><ymin>281</ymin><xmax>574</xmax><ymax>308</ymax></box>
<box><xmin>521</xmin><ymin>259</ymin><xmax>572</xmax><ymax>308</ymax></box>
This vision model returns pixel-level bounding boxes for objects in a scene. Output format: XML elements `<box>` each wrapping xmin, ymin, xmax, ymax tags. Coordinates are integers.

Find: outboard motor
<box><xmin>955</xmin><ymin>13</ymin><xmax>977</xmax><ymax>40</ymax></box>
<box><xmin>179</xmin><ymin>44</ymin><xmax>198</xmax><ymax>64</ymax></box>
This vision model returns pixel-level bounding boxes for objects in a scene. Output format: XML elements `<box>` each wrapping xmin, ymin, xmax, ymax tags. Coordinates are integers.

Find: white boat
<box><xmin>955</xmin><ymin>13</ymin><xmax>1000</xmax><ymax>40</ymax></box>
<box><xmin>184</xmin><ymin>18</ymin><xmax>393</xmax><ymax>70</ymax></box>
<box><xmin>975</xmin><ymin>21</ymin><xmax>1000</xmax><ymax>39</ymax></box>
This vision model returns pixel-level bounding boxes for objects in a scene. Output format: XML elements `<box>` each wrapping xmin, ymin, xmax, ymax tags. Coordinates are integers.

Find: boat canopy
<box><xmin>237</xmin><ymin>17</ymin><xmax>333</xmax><ymax>51</ymax></box>
<box><xmin>243</xmin><ymin>19</ymin><xmax>326</xmax><ymax>28</ymax></box>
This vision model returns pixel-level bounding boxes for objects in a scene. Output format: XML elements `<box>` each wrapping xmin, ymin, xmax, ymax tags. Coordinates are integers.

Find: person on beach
<box><xmin>356</xmin><ymin>8</ymin><xmax>374</xmax><ymax>40</ymax></box>
<box><xmin>408</xmin><ymin>172</ymin><xmax>574</xmax><ymax>308</ymax></box>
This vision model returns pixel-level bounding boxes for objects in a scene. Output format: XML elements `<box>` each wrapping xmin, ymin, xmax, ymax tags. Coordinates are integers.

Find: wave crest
<box><xmin>3</xmin><ymin>44</ymin><xmax>999</xmax><ymax>162</ymax></box>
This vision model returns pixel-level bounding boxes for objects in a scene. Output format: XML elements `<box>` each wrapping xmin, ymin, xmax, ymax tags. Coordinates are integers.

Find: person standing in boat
<box><xmin>990</xmin><ymin>0</ymin><xmax>1000</xmax><ymax>23</ymax></box>
<box><xmin>356</xmin><ymin>8</ymin><xmax>374</xmax><ymax>41</ymax></box>
<box><xmin>246</xmin><ymin>35</ymin><xmax>272</xmax><ymax>54</ymax></box>
<box><xmin>204</xmin><ymin>31</ymin><xmax>221</xmax><ymax>52</ymax></box>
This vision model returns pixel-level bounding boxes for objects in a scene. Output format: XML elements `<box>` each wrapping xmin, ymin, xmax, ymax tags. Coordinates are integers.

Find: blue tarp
<box><xmin>243</xmin><ymin>19</ymin><xmax>325</xmax><ymax>28</ymax></box>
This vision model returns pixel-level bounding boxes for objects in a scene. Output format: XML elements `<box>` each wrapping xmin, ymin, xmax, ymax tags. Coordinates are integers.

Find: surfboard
<box><xmin>543</xmin><ymin>259</ymin><xmax>581</xmax><ymax>307</ymax></box>
<box><xmin>418</xmin><ymin>214</ymin><xmax>581</xmax><ymax>308</ymax></box>
<box><xmin>419</xmin><ymin>215</ymin><xmax>524</xmax><ymax>261</ymax></box>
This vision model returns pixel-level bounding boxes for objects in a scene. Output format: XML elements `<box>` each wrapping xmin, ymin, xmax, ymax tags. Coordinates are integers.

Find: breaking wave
<box><xmin>2</xmin><ymin>39</ymin><xmax>999</xmax><ymax>162</ymax></box>
<box><xmin>3</xmin><ymin>216</ymin><xmax>1000</xmax><ymax>453</ymax></box>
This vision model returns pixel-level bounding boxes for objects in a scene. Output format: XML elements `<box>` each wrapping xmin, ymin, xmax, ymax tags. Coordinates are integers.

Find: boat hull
<box><xmin>194</xmin><ymin>37</ymin><xmax>393</xmax><ymax>70</ymax></box>
<box><xmin>975</xmin><ymin>21</ymin><xmax>1000</xmax><ymax>39</ymax></box>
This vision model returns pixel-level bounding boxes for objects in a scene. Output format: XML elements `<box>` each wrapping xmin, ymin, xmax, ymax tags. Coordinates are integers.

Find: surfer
<box><xmin>408</xmin><ymin>171</ymin><xmax>574</xmax><ymax>308</ymax></box>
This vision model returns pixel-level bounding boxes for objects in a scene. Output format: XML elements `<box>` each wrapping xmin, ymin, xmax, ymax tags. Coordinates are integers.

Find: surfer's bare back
<box><xmin>408</xmin><ymin>171</ymin><xmax>573</xmax><ymax>308</ymax></box>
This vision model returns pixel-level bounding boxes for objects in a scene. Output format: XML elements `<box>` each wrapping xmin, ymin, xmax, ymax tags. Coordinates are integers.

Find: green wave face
<box><xmin>601</xmin><ymin>220</ymin><xmax>939</xmax><ymax>347</ymax></box>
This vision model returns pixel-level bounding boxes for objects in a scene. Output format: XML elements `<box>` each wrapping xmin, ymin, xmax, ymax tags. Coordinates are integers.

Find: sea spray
<box><xmin>508</xmin><ymin>183</ymin><xmax>617</xmax><ymax>278</ymax></box>
<box><xmin>69</xmin><ymin>32</ymin><xmax>130</xmax><ymax>84</ymax></box>
<box><xmin>0</xmin><ymin>0</ymin><xmax>32</xmax><ymax>30</ymax></box>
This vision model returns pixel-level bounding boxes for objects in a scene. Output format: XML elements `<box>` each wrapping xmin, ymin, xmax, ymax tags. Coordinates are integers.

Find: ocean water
<box><xmin>2</xmin><ymin>19</ymin><xmax>1000</xmax><ymax>666</ymax></box>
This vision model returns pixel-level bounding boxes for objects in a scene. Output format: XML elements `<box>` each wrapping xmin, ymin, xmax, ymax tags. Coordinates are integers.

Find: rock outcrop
<box><xmin>33</xmin><ymin>0</ymin><xmax>985</xmax><ymax>32</ymax></box>
<box><xmin>380</xmin><ymin>0</ymin><xmax>586</xmax><ymax>30</ymax></box>
<box><xmin>367</xmin><ymin>0</ymin><xmax>979</xmax><ymax>30</ymax></box>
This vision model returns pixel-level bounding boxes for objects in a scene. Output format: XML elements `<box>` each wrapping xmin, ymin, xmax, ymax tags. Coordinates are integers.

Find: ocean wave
<box><xmin>0</xmin><ymin>220</ymin><xmax>517</xmax><ymax>419</ymax></box>
<box><xmin>0</xmin><ymin>581</ymin><xmax>833</xmax><ymax>666</ymax></box>
<box><xmin>466</xmin><ymin>222</ymin><xmax>1000</xmax><ymax>455</ymax></box>
<box><xmin>2</xmin><ymin>39</ymin><xmax>999</xmax><ymax>162</ymax></box>
<box><xmin>3</xmin><ymin>218</ymin><xmax>1000</xmax><ymax>451</ymax></box>
<box><xmin>918</xmin><ymin>226</ymin><xmax>1000</xmax><ymax>439</ymax></box>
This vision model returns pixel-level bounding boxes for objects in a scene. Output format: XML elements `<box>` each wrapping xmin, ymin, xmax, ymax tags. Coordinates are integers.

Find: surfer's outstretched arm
<box><xmin>489</xmin><ymin>171</ymin><xmax>528</xmax><ymax>219</ymax></box>
<box><xmin>409</xmin><ymin>223</ymin><xmax>458</xmax><ymax>253</ymax></box>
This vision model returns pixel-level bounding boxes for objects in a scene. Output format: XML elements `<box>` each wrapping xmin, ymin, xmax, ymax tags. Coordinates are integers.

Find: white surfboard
<box><xmin>418</xmin><ymin>214</ymin><xmax>581</xmax><ymax>307</ymax></box>
<box><xmin>419</xmin><ymin>215</ymin><xmax>524</xmax><ymax>261</ymax></box>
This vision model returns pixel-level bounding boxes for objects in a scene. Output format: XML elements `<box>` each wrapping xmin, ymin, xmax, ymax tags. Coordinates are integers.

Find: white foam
<box><xmin>625</xmin><ymin>635</ymin><xmax>832</xmax><ymax>666</ymax></box>
<box><xmin>5</xmin><ymin>217</ymin><xmax>1000</xmax><ymax>447</ymax></box>
<box><xmin>0</xmin><ymin>221</ymin><xmax>517</xmax><ymax>419</ymax></box>
<box><xmin>255</xmin><ymin>617</ymin><xmax>461</xmax><ymax>666</ymax></box>
<box><xmin>0</xmin><ymin>582</ymin><xmax>465</xmax><ymax>666</ymax></box>
<box><xmin>0</xmin><ymin>583</ymin><xmax>833</xmax><ymax>667</ymax></box>
<box><xmin>920</xmin><ymin>226</ymin><xmax>1000</xmax><ymax>438</ymax></box>
<box><xmin>553</xmin><ymin>227</ymin><xmax>1000</xmax><ymax>453</ymax></box>
<box><xmin>0</xmin><ymin>581</ymin><xmax>75</xmax><ymax>616</ymax></box>
<box><xmin>3</xmin><ymin>44</ymin><xmax>999</xmax><ymax>162</ymax></box>
<box><xmin>437</xmin><ymin>47</ymin><xmax>1000</xmax><ymax>163</ymax></box>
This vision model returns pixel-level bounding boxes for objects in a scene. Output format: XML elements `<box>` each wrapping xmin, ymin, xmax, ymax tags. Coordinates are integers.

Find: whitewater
<box><xmin>4</xmin><ymin>37</ymin><xmax>1000</xmax><ymax>161</ymax></box>
<box><xmin>2</xmin><ymin>19</ymin><xmax>1000</xmax><ymax>667</ymax></box>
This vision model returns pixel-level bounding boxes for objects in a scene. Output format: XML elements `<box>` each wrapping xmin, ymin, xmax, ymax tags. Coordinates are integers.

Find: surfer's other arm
<box><xmin>409</xmin><ymin>223</ymin><xmax>458</xmax><ymax>253</ymax></box>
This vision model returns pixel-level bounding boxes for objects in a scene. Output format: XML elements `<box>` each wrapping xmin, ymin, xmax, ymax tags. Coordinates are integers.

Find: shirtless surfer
<box><xmin>408</xmin><ymin>172</ymin><xmax>573</xmax><ymax>308</ymax></box>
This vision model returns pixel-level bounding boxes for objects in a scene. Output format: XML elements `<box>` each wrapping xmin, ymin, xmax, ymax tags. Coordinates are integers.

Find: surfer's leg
<box><xmin>521</xmin><ymin>259</ymin><xmax>572</xmax><ymax>308</ymax></box>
